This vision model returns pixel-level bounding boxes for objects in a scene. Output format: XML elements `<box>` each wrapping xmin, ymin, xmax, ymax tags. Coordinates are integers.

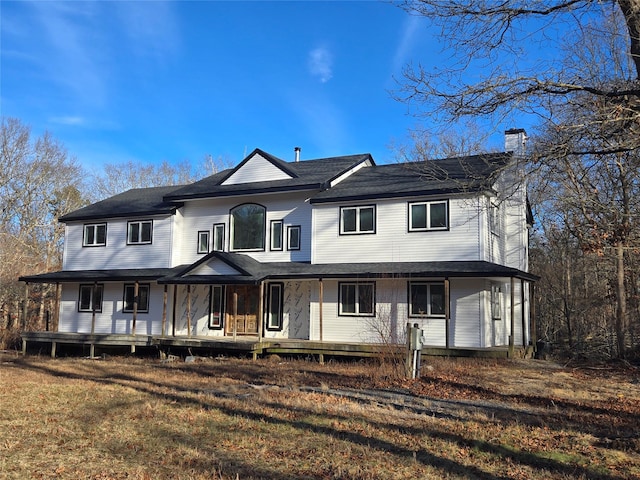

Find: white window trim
<box><xmin>338</xmin><ymin>282</ymin><xmax>375</xmax><ymax>316</ymax></box>
<box><xmin>78</xmin><ymin>284</ymin><xmax>103</xmax><ymax>312</ymax></box>
<box><xmin>127</xmin><ymin>220</ymin><xmax>153</xmax><ymax>245</ymax></box>
<box><xmin>213</xmin><ymin>223</ymin><xmax>225</xmax><ymax>252</ymax></box>
<box><xmin>408</xmin><ymin>282</ymin><xmax>446</xmax><ymax>318</ymax></box>
<box><xmin>270</xmin><ymin>220</ymin><xmax>283</xmax><ymax>251</ymax></box>
<box><xmin>266</xmin><ymin>283</ymin><xmax>284</xmax><ymax>330</ymax></box>
<box><xmin>123</xmin><ymin>283</ymin><xmax>150</xmax><ymax>313</ymax></box>
<box><xmin>197</xmin><ymin>231</ymin><xmax>210</xmax><ymax>254</ymax></box>
<box><xmin>408</xmin><ymin>200</ymin><xmax>449</xmax><ymax>232</ymax></box>
<box><xmin>83</xmin><ymin>223</ymin><xmax>107</xmax><ymax>247</ymax></box>
<box><xmin>340</xmin><ymin>205</ymin><xmax>376</xmax><ymax>234</ymax></box>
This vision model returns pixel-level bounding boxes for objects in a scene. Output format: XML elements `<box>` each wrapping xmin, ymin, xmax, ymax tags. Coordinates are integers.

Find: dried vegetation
<box><xmin>0</xmin><ymin>353</ymin><xmax>638</xmax><ymax>479</ymax></box>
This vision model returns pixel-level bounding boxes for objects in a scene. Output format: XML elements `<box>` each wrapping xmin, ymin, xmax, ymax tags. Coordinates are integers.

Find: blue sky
<box><xmin>2</xmin><ymin>1</ymin><xmax>503</xmax><ymax>170</ymax></box>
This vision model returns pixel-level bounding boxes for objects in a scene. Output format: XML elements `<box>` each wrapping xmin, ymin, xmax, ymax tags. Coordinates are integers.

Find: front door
<box><xmin>225</xmin><ymin>285</ymin><xmax>259</xmax><ymax>335</ymax></box>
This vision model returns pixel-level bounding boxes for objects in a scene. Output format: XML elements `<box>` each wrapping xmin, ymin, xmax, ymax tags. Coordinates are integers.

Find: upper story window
<box><xmin>230</xmin><ymin>203</ymin><xmax>266</xmax><ymax>251</ymax></box>
<box><xmin>408</xmin><ymin>200</ymin><xmax>448</xmax><ymax>231</ymax></box>
<box><xmin>409</xmin><ymin>282</ymin><xmax>446</xmax><ymax>317</ymax></box>
<box><xmin>340</xmin><ymin>205</ymin><xmax>375</xmax><ymax>234</ymax></box>
<box><xmin>127</xmin><ymin>220</ymin><xmax>153</xmax><ymax>245</ymax></box>
<box><xmin>197</xmin><ymin>231</ymin><xmax>210</xmax><ymax>254</ymax></box>
<box><xmin>270</xmin><ymin>220</ymin><xmax>283</xmax><ymax>251</ymax></box>
<box><xmin>287</xmin><ymin>225</ymin><xmax>301</xmax><ymax>250</ymax></box>
<box><xmin>490</xmin><ymin>203</ymin><xmax>500</xmax><ymax>236</ymax></box>
<box><xmin>83</xmin><ymin>223</ymin><xmax>106</xmax><ymax>247</ymax></box>
<box><xmin>213</xmin><ymin>223</ymin><xmax>225</xmax><ymax>252</ymax></box>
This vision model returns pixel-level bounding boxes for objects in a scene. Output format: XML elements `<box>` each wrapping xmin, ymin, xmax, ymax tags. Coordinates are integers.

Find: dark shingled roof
<box><xmin>20</xmin><ymin>254</ymin><xmax>538</xmax><ymax>284</ymax></box>
<box><xmin>19</xmin><ymin>267</ymin><xmax>184</xmax><ymax>283</ymax></box>
<box><xmin>158</xmin><ymin>252</ymin><xmax>538</xmax><ymax>284</ymax></box>
<box><xmin>164</xmin><ymin>150</ymin><xmax>373</xmax><ymax>201</ymax></box>
<box><xmin>310</xmin><ymin>153</ymin><xmax>512</xmax><ymax>203</ymax></box>
<box><xmin>59</xmin><ymin>185</ymin><xmax>185</xmax><ymax>222</ymax></box>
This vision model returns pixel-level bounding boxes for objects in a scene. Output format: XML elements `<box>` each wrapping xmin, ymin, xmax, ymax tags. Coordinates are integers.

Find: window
<box><xmin>339</xmin><ymin>282</ymin><xmax>375</xmax><ymax>316</ymax></box>
<box><xmin>267</xmin><ymin>283</ymin><xmax>284</xmax><ymax>330</ymax></box>
<box><xmin>491</xmin><ymin>284</ymin><xmax>502</xmax><ymax>320</ymax></box>
<box><xmin>127</xmin><ymin>220</ymin><xmax>153</xmax><ymax>244</ymax></box>
<box><xmin>78</xmin><ymin>284</ymin><xmax>103</xmax><ymax>312</ymax></box>
<box><xmin>209</xmin><ymin>285</ymin><xmax>224</xmax><ymax>329</ymax></box>
<box><xmin>409</xmin><ymin>282</ymin><xmax>446</xmax><ymax>317</ymax></box>
<box><xmin>123</xmin><ymin>284</ymin><xmax>150</xmax><ymax>313</ymax></box>
<box><xmin>490</xmin><ymin>203</ymin><xmax>500</xmax><ymax>236</ymax></box>
<box><xmin>230</xmin><ymin>204</ymin><xmax>265</xmax><ymax>250</ymax></box>
<box><xmin>270</xmin><ymin>220</ymin><xmax>283</xmax><ymax>251</ymax></box>
<box><xmin>409</xmin><ymin>201</ymin><xmax>448</xmax><ymax>231</ymax></box>
<box><xmin>213</xmin><ymin>223</ymin><xmax>225</xmax><ymax>252</ymax></box>
<box><xmin>197</xmin><ymin>231</ymin><xmax>210</xmax><ymax>254</ymax></box>
<box><xmin>287</xmin><ymin>225</ymin><xmax>301</xmax><ymax>251</ymax></box>
<box><xmin>83</xmin><ymin>223</ymin><xmax>106</xmax><ymax>246</ymax></box>
<box><xmin>340</xmin><ymin>205</ymin><xmax>375</xmax><ymax>234</ymax></box>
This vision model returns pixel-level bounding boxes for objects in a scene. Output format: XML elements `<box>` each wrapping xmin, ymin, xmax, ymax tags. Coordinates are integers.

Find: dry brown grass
<box><xmin>0</xmin><ymin>353</ymin><xmax>638</xmax><ymax>479</ymax></box>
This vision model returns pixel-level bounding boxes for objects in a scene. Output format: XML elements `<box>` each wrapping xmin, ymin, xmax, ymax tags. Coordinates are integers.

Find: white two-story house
<box><xmin>20</xmin><ymin>129</ymin><xmax>537</xmax><ymax>355</ymax></box>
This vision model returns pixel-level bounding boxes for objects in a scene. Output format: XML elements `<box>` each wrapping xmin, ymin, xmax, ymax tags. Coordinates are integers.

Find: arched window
<box><xmin>230</xmin><ymin>203</ymin><xmax>266</xmax><ymax>250</ymax></box>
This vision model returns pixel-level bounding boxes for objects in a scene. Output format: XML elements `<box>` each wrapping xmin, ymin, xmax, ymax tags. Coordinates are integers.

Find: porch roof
<box><xmin>159</xmin><ymin>252</ymin><xmax>540</xmax><ymax>284</ymax></box>
<box><xmin>20</xmin><ymin>255</ymin><xmax>539</xmax><ymax>285</ymax></box>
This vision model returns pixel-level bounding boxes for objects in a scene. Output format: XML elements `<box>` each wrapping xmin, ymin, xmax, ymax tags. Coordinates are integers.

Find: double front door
<box><xmin>225</xmin><ymin>285</ymin><xmax>259</xmax><ymax>335</ymax></box>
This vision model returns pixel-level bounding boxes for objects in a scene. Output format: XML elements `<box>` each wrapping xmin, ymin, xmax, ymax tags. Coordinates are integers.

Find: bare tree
<box><xmin>398</xmin><ymin>1</ymin><xmax>640</xmax><ymax>149</ymax></box>
<box><xmin>0</xmin><ymin>117</ymin><xmax>86</xmax><ymax>339</ymax></box>
<box><xmin>398</xmin><ymin>1</ymin><xmax>640</xmax><ymax>358</ymax></box>
<box><xmin>90</xmin><ymin>154</ymin><xmax>234</xmax><ymax>202</ymax></box>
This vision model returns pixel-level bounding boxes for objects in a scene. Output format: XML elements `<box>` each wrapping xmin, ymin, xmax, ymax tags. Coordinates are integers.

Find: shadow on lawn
<box><xmin>415</xmin><ymin>374</ymin><xmax>640</xmax><ymax>442</ymax></box>
<box><xmin>10</xmin><ymin>358</ymin><xmax>632</xmax><ymax>480</ymax></box>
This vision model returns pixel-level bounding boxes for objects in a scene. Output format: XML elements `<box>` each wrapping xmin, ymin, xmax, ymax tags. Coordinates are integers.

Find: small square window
<box><xmin>78</xmin><ymin>284</ymin><xmax>103</xmax><ymax>312</ymax></box>
<box><xmin>197</xmin><ymin>231</ymin><xmax>210</xmax><ymax>254</ymax></box>
<box><xmin>409</xmin><ymin>201</ymin><xmax>448</xmax><ymax>231</ymax></box>
<box><xmin>339</xmin><ymin>282</ymin><xmax>375</xmax><ymax>316</ymax></box>
<box><xmin>409</xmin><ymin>282</ymin><xmax>446</xmax><ymax>317</ymax></box>
<box><xmin>123</xmin><ymin>284</ymin><xmax>150</xmax><ymax>313</ymax></box>
<box><xmin>127</xmin><ymin>220</ymin><xmax>153</xmax><ymax>244</ymax></box>
<box><xmin>340</xmin><ymin>206</ymin><xmax>375</xmax><ymax>234</ymax></box>
<box><xmin>83</xmin><ymin>223</ymin><xmax>107</xmax><ymax>246</ymax></box>
<box><xmin>287</xmin><ymin>225</ymin><xmax>300</xmax><ymax>251</ymax></box>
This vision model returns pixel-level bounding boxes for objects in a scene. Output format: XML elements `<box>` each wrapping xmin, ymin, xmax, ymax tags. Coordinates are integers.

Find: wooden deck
<box><xmin>21</xmin><ymin>331</ymin><xmax>530</xmax><ymax>360</ymax></box>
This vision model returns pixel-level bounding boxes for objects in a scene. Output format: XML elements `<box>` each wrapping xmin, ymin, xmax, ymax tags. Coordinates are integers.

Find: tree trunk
<box><xmin>615</xmin><ymin>241</ymin><xmax>628</xmax><ymax>357</ymax></box>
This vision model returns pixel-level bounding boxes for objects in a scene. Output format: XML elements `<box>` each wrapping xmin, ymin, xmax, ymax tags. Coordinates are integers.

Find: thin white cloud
<box><xmin>50</xmin><ymin>116</ymin><xmax>87</xmax><ymax>127</ymax></box>
<box><xmin>308</xmin><ymin>47</ymin><xmax>333</xmax><ymax>83</ymax></box>
<box><xmin>392</xmin><ymin>15</ymin><xmax>421</xmax><ymax>74</ymax></box>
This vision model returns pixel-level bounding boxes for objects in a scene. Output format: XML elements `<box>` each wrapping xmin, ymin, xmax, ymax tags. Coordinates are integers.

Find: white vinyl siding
<box><xmin>222</xmin><ymin>153</ymin><xmax>292</xmax><ymax>185</ymax></box>
<box><xmin>59</xmin><ymin>283</ymin><xmax>166</xmax><ymax>335</ymax></box>
<box><xmin>313</xmin><ymin>197</ymin><xmax>482</xmax><ymax>264</ymax></box>
<box><xmin>63</xmin><ymin>216</ymin><xmax>173</xmax><ymax>270</ymax></box>
<box><xmin>177</xmin><ymin>193</ymin><xmax>313</xmax><ymax>265</ymax></box>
